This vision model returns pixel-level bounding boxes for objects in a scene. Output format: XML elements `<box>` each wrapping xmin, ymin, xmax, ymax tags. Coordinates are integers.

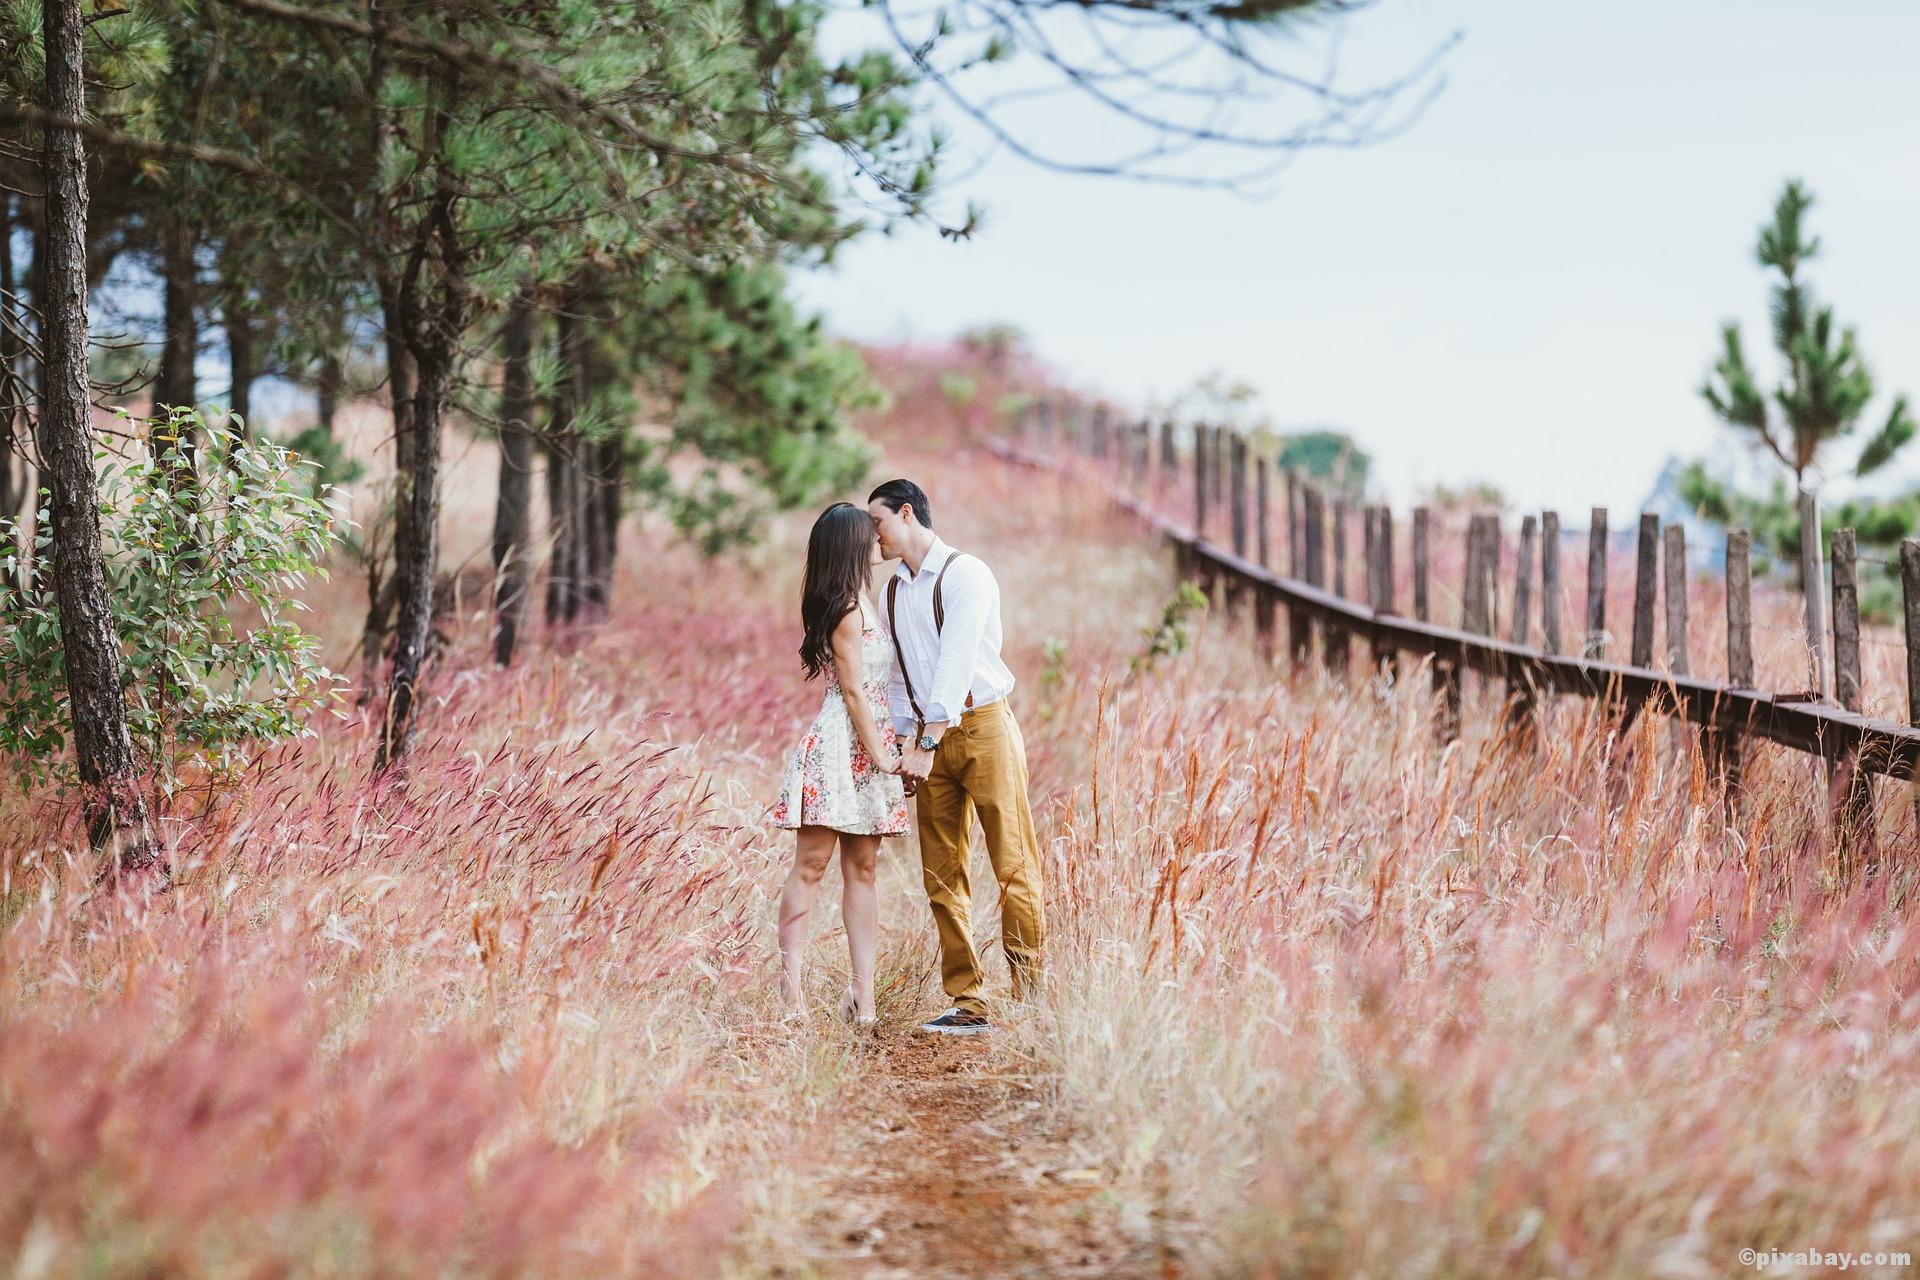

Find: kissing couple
<box><xmin>768</xmin><ymin>479</ymin><xmax>1046</xmax><ymax>1036</ymax></box>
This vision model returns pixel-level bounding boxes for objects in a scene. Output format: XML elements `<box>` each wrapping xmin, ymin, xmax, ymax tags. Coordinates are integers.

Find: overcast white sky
<box><xmin>793</xmin><ymin>0</ymin><xmax>1920</xmax><ymax>516</ymax></box>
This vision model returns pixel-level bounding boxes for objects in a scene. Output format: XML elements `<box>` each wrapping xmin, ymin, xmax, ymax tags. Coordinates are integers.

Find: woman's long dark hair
<box><xmin>800</xmin><ymin>502</ymin><xmax>874</xmax><ymax>680</ymax></box>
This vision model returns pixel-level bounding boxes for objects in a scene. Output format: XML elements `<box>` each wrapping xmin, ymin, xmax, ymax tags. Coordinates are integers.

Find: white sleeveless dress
<box><xmin>772</xmin><ymin>605</ymin><xmax>910</xmax><ymax>836</ymax></box>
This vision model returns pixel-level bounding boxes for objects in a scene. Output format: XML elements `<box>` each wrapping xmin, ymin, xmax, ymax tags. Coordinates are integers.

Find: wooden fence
<box><xmin>1000</xmin><ymin>402</ymin><xmax>1920</xmax><ymax>854</ymax></box>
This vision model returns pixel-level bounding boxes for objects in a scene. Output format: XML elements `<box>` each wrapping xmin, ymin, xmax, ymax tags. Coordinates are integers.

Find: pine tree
<box><xmin>1696</xmin><ymin>179</ymin><xmax>1916</xmax><ymax>693</ymax></box>
<box><xmin>1702</xmin><ymin>180</ymin><xmax>1914</xmax><ymax>491</ymax></box>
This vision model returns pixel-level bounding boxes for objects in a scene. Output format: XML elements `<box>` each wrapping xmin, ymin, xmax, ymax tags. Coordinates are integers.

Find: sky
<box><xmin>791</xmin><ymin>1</ymin><xmax>1920</xmax><ymax>517</ymax></box>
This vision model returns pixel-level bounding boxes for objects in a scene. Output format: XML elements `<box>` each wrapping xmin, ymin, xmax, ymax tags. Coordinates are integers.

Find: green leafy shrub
<box><xmin>277</xmin><ymin>421</ymin><xmax>367</xmax><ymax>491</ymax></box>
<box><xmin>1131</xmin><ymin>581</ymin><xmax>1210</xmax><ymax>676</ymax></box>
<box><xmin>0</xmin><ymin>408</ymin><xmax>345</xmax><ymax>799</ymax></box>
<box><xmin>938</xmin><ymin>371</ymin><xmax>978</xmax><ymax>408</ymax></box>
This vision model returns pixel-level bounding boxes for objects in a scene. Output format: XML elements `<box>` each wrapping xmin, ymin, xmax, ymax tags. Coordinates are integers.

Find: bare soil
<box><xmin>785</xmin><ymin>1029</ymin><xmax>1177</xmax><ymax>1279</ymax></box>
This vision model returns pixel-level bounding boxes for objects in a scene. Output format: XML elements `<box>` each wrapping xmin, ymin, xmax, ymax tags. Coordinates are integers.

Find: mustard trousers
<box><xmin>916</xmin><ymin>698</ymin><xmax>1046</xmax><ymax>1014</ymax></box>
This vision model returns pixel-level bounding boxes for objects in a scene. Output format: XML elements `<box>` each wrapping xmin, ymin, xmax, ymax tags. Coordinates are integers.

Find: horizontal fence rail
<box><xmin>987</xmin><ymin>434</ymin><xmax>1920</xmax><ymax>785</ymax></box>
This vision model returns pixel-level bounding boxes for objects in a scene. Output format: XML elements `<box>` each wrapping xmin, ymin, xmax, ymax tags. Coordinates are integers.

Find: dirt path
<box><xmin>793</xmin><ymin>1030</ymin><xmax>1172</xmax><ymax>1279</ymax></box>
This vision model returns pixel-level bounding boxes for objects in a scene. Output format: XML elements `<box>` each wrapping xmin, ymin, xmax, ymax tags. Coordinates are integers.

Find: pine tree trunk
<box><xmin>545</xmin><ymin>303</ymin><xmax>583</xmax><ymax>626</ymax></box>
<box><xmin>316</xmin><ymin>351</ymin><xmax>342</xmax><ymax>435</ymax></box>
<box><xmin>156</xmin><ymin>217</ymin><xmax>196</xmax><ymax>411</ymax></box>
<box><xmin>542</xmin><ymin>438</ymin><xmax>572</xmax><ymax>625</ymax></box>
<box><xmin>491</xmin><ymin>282</ymin><xmax>536</xmax><ymax>666</ymax></box>
<box><xmin>586</xmin><ymin>437</ymin><xmax>621</xmax><ymax>616</ymax></box>
<box><xmin>567</xmin><ymin>445</ymin><xmax>590</xmax><ymax>623</ymax></box>
<box><xmin>376</xmin><ymin>56</ymin><xmax>465</xmax><ymax>768</ymax></box>
<box><xmin>222</xmin><ymin>256</ymin><xmax>254</xmax><ymax>437</ymax></box>
<box><xmin>377</xmin><ymin>293</ymin><xmax>451</xmax><ymax>767</ymax></box>
<box><xmin>39</xmin><ymin>0</ymin><xmax>155</xmax><ymax>870</ymax></box>
<box><xmin>358</xmin><ymin>290</ymin><xmax>414</xmax><ymax>697</ymax></box>
<box><xmin>0</xmin><ymin>192</ymin><xmax>24</xmax><ymax>524</ymax></box>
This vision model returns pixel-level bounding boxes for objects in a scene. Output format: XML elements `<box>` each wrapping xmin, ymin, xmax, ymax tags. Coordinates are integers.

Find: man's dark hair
<box><xmin>869</xmin><ymin>478</ymin><xmax>933</xmax><ymax>530</ymax></box>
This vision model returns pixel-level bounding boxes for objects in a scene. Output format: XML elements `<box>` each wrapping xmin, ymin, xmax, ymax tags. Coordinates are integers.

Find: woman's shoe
<box><xmin>840</xmin><ymin>986</ymin><xmax>878</xmax><ymax>1028</ymax></box>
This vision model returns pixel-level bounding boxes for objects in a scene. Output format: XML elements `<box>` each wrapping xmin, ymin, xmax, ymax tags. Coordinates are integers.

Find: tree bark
<box><xmin>376</xmin><ymin>279</ymin><xmax>449</xmax><ymax>767</ymax></box>
<box><xmin>222</xmin><ymin>254</ymin><xmax>254</xmax><ymax>437</ymax></box>
<box><xmin>155</xmin><ymin>216</ymin><xmax>197</xmax><ymax>411</ymax></box>
<box><xmin>39</xmin><ymin>0</ymin><xmax>155</xmax><ymax>870</ymax></box>
<box><xmin>588</xmin><ymin>435</ymin><xmax>622</xmax><ymax>613</ymax></box>
<box><xmin>0</xmin><ymin>192</ymin><xmax>24</xmax><ymax>524</ymax></box>
<box><xmin>316</xmin><ymin>351</ymin><xmax>342</xmax><ymax>435</ymax></box>
<box><xmin>376</xmin><ymin>55</ymin><xmax>465</xmax><ymax>769</ymax></box>
<box><xmin>491</xmin><ymin>281</ymin><xmax>535</xmax><ymax>665</ymax></box>
<box><xmin>545</xmin><ymin>301</ymin><xmax>585</xmax><ymax>626</ymax></box>
<box><xmin>358</xmin><ymin>288</ymin><xmax>414</xmax><ymax>698</ymax></box>
<box><xmin>153</xmin><ymin>214</ymin><xmax>199</xmax><ymax>496</ymax></box>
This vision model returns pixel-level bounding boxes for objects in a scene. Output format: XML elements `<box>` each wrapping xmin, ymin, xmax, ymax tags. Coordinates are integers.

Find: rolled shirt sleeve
<box><xmin>926</xmin><ymin>557</ymin><xmax>993</xmax><ymax>725</ymax></box>
<box><xmin>888</xmin><ymin>646</ymin><xmax>914</xmax><ymax>739</ymax></box>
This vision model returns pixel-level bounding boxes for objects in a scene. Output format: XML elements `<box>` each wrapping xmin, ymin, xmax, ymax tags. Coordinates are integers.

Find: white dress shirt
<box><xmin>886</xmin><ymin>537</ymin><xmax>1017</xmax><ymax>738</ymax></box>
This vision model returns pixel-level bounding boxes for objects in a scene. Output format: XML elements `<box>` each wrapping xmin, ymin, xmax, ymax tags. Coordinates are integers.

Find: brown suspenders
<box><xmin>886</xmin><ymin>551</ymin><xmax>976</xmax><ymax>730</ymax></box>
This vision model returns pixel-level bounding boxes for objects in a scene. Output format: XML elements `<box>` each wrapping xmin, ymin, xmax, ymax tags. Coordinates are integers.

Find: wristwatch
<box><xmin>917</xmin><ymin>732</ymin><xmax>939</xmax><ymax>753</ymax></box>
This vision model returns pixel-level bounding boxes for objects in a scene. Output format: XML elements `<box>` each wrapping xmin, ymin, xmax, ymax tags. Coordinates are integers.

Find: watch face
<box><xmin>918</xmin><ymin>735</ymin><xmax>938</xmax><ymax>751</ymax></box>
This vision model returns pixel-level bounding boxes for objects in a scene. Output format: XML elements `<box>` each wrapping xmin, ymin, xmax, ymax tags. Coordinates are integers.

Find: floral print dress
<box><xmin>772</xmin><ymin>601</ymin><xmax>910</xmax><ymax>836</ymax></box>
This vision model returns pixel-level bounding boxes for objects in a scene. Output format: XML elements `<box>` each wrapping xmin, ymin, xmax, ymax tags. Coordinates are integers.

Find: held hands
<box><xmin>899</xmin><ymin>745</ymin><xmax>935</xmax><ymax>783</ymax></box>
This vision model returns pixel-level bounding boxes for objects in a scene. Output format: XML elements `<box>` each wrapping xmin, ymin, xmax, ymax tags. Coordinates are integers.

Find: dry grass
<box><xmin>999</xmin><ymin>435</ymin><xmax>1920</xmax><ymax>1278</ymax></box>
<box><xmin>3</xmin><ymin>347</ymin><xmax>1918</xmax><ymax>1277</ymax></box>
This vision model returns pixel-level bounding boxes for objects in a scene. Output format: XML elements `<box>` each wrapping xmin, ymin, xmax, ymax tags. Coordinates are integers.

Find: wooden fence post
<box><xmin>1800</xmin><ymin>487</ymin><xmax>1829</xmax><ymax>699</ymax></box>
<box><xmin>1902</xmin><ymin>537</ymin><xmax>1920</xmax><ymax>843</ymax></box>
<box><xmin>1462</xmin><ymin>514</ymin><xmax>1492</xmax><ymax>636</ymax></box>
<box><xmin>1303</xmin><ymin>485</ymin><xmax>1327</xmax><ymax>591</ymax></box>
<box><xmin>1832</xmin><ymin>528</ymin><xmax>1877</xmax><ymax>866</ymax></box>
<box><xmin>1712</xmin><ymin>527</ymin><xmax>1755</xmax><ymax>804</ymax></box>
<box><xmin>1511</xmin><ymin>515</ymin><xmax>1536</xmax><ymax>647</ymax></box>
<box><xmin>1369</xmin><ymin>505</ymin><xmax>1395</xmax><ymax>675</ymax></box>
<box><xmin>1725</xmin><ymin>531</ymin><xmax>1754</xmax><ymax>692</ymax></box>
<box><xmin>1287</xmin><ymin>474</ymin><xmax>1309</xmax><ymax>670</ymax></box>
<box><xmin>1412</xmin><ymin>507</ymin><xmax>1430</xmax><ymax>623</ymax></box>
<box><xmin>1286</xmin><ymin>471</ymin><xmax>1301</xmax><ymax>579</ymax></box>
<box><xmin>1227</xmin><ymin>435</ymin><xmax>1248</xmax><ymax>618</ymax></box>
<box><xmin>1160</xmin><ymin>420</ymin><xmax>1176</xmax><ymax>478</ymax></box>
<box><xmin>1833</xmin><ymin>528</ymin><xmax>1862</xmax><ymax>710</ymax></box>
<box><xmin>1664</xmin><ymin>522</ymin><xmax>1697</xmax><ymax>758</ymax></box>
<box><xmin>1256</xmin><ymin>456</ymin><xmax>1271</xmax><ymax>569</ymax></box>
<box><xmin>1193</xmin><ymin>425</ymin><xmax>1209</xmax><ymax>540</ymax></box>
<box><xmin>1631</xmin><ymin>513</ymin><xmax>1659</xmax><ymax>670</ymax></box>
<box><xmin>1663</xmin><ymin>524</ymin><xmax>1690</xmax><ymax>672</ymax></box>
<box><xmin>1326</xmin><ymin>497</ymin><xmax>1350</xmax><ymax>673</ymax></box>
<box><xmin>1254</xmin><ymin>456</ymin><xmax>1275</xmax><ymax>658</ymax></box>
<box><xmin>1541</xmin><ymin>511</ymin><xmax>1562</xmax><ymax>654</ymax></box>
<box><xmin>1210</xmin><ymin>426</ymin><xmax>1226</xmax><ymax>507</ymax></box>
<box><xmin>1230</xmin><ymin>435</ymin><xmax>1248</xmax><ymax>560</ymax></box>
<box><xmin>1503</xmin><ymin>514</ymin><xmax>1539</xmax><ymax>736</ymax></box>
<box><xmin>1585</xmin><ymin>508</ymin><xmax>1608</xmax><ymax>660</ymax></box>
<box><xmin>1414</xmin><ymin>505</ymin><xmax>1455</xmax><ymax>736</ymax></box>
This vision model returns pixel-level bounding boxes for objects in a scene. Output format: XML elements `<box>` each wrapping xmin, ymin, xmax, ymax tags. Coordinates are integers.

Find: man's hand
<box><xmin>900</xmin><ymin>745</ymin><xmax>935</xmax><ymax>782</ymax></box>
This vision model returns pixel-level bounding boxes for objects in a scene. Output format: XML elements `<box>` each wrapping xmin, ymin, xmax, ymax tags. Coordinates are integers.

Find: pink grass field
<box><xmin>3</xmin><ymin>345</ymin><xmax>1919</xmax><ymax>1277</ymax></box>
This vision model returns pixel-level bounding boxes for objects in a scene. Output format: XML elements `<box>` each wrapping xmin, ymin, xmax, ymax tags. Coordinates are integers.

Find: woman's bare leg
<box><xmin>778</xmin><ymin>826</ymin><xmax>839</xmax><ymax>1017</ymax></box>
<box><xmin>839</xmin><ymin>834</ymin><xmax>881</xmax><ymax>1018</ymax></box>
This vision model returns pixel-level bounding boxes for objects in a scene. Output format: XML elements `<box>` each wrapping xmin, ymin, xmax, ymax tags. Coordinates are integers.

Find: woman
<box><xmin>771</xmin><ymin>502</ymin><xmax>909</xmax><ymax>1025</ymax></box>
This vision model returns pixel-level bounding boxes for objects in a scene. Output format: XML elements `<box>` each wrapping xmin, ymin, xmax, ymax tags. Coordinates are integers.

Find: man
<box><xmin>868</xmin><ymin>478</ymin><xmax>1046</xmax><ymax>1036</ymax></box>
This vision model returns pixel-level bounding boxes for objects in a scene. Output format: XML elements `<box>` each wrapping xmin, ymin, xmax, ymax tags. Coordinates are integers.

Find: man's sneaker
<box><xmin>917</xmin><ymin>1008</ymin><xmax>990</xmax><ymax>1036</ymax></box>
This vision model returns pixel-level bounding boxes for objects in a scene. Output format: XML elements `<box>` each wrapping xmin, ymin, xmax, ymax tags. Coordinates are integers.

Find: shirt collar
<box><xmin>897</xmin><ymin>535</ymin><xmax>953</xmax><ymax>582</ymax></box>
